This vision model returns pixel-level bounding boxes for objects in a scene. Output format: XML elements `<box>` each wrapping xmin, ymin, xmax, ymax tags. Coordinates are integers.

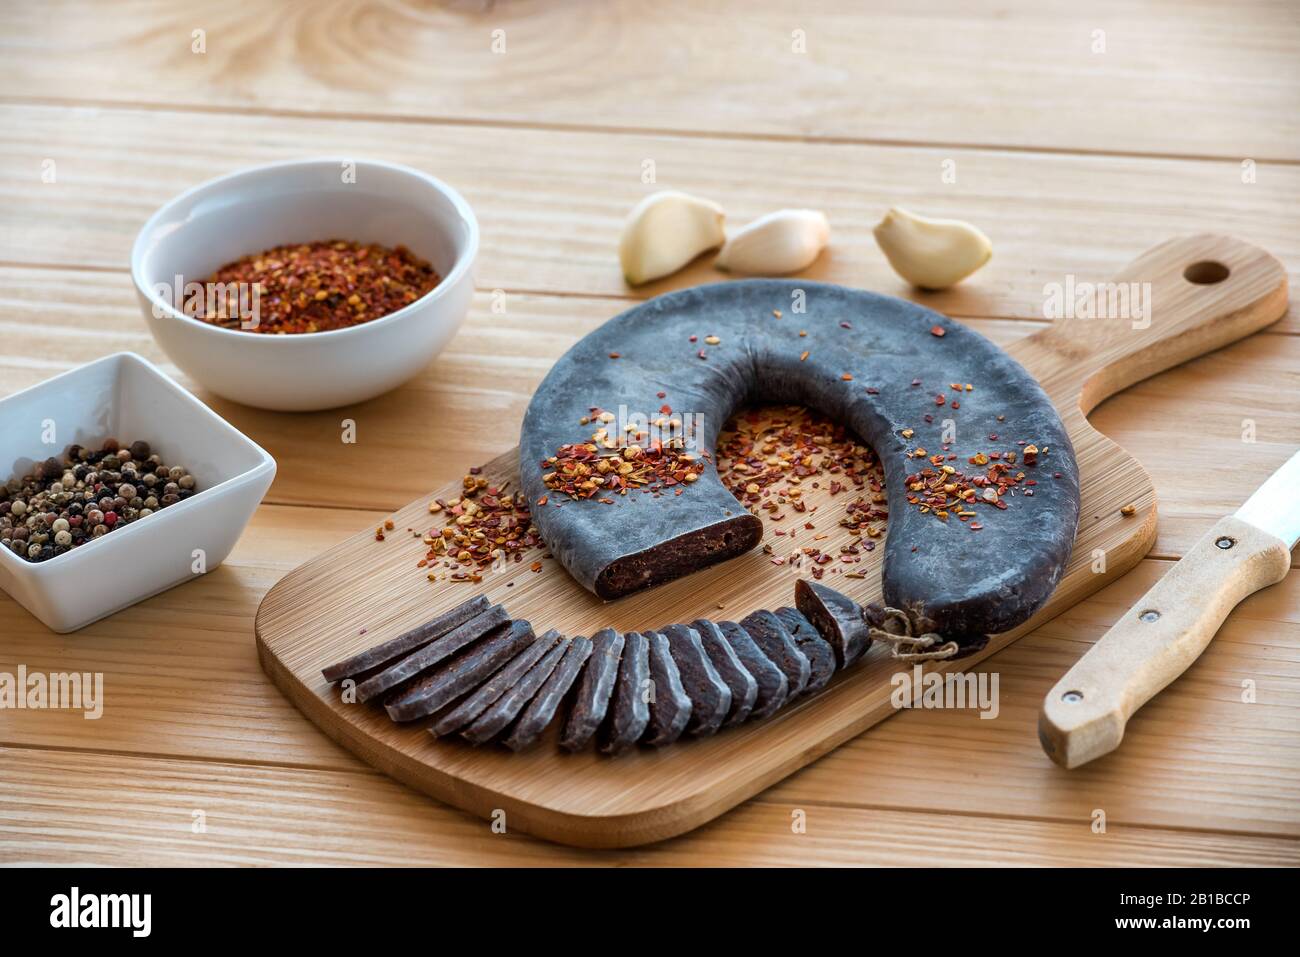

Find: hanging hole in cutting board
<box><xmin>1183</xmin><ymin>260</ymin><xmax>1230</xmax><ymax>284</ymax></box>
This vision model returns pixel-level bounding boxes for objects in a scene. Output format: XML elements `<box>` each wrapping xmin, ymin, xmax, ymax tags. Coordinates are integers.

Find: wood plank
<box><xmin>2</xmin><ymin>1</ymin><xmax>1298</xmax><ymax>160</ymax></box>
<box><xmin>4</xmin><ymin>517</ymin><xmax>1295</xmax><ymax>838</ymax></box>
<box><xmin>0</xmin><ymin>504</ymin><xmax>374</xmax><ymax>771</ymax></box>
<box><xmin>766</xmin><ymin>561</ymin><xmax>1300</xmax><ymax>839</ymax></box>
<box><xmin>2</xmin><ymin>748</ymin><xmax>1294</xmax><ymax>866</ymax></box>
<box><xmin>2</xmin><ymin>268</ymin><xmax>1296</xmax><ymax>563</ymax></box>
<box><xmin>0</xmin><ymin>0</ymin><xmax>1293</xmax><ymax>869</ymax></box>
<box><xmin>2</xmin><ymin>104</ymin><xmax>1299</xmax><ymax>327</ymax></box>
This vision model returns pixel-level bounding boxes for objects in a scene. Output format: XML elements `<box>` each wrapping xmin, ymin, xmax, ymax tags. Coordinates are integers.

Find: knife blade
<box><xmin>1039</xmin><ymin>451</ymin><xmax>1299</xmax><ymax>769</ymax></box>
<box><xmin>1233</xmin><ymin>449</ymin><xmax>1300</xmax><ymax>549</ymax></box>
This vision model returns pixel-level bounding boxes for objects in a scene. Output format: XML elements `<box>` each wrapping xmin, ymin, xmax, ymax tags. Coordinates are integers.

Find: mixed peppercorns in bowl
<box><xmin>131</xmin><ymin>158</ymin><xmax>479</xmax><ymax>411</ymax></box>
<box><xmin>0</xmin><ymin>352</ymin><xmax>276</xmax><ymax>632</ymax></box>
<box><xmin>1</xmin><ymin>440</ymin><xmax>197</xmax><ymax>563</ymax></box>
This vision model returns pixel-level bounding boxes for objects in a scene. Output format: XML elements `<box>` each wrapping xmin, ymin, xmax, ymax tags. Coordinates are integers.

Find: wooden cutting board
<box><xmin>256</xmin><ymin>235</ymin><xmax>1287</xmax><ymax>848</ymax></box>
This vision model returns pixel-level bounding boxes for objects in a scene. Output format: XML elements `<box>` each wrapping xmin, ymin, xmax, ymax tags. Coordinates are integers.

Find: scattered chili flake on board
<box><xmin>393</xmin><ymin>393</ymin><xmax>1046</xmax><ymax>592</ymax></box>
<box><xmin>715</xmin><ymin>405</ymin><xmax>887</xmax><ymax>560</ymax></box>
<box><xmin>415</xmin><ymin>473</ymin><xmax>546</xmax><ymax>582</ymax></box>
<box><xmin>197</xmin><ymin>240</ymin><xmax>440</xmax><ymax>334</ymax></box>
<box><xmin>930</xmin><ymin>325</ymin><xmax>946</xmax><ymax>337</ymax></box>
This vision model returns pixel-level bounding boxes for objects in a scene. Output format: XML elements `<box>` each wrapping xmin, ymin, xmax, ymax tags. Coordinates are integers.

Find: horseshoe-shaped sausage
<box><xmin>520</xmin><ymin>280</ymin><xmax>1080</xmax><ymax>641</ymax></box>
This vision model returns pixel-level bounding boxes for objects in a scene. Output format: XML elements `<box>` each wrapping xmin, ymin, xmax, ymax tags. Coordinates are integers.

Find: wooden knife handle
<box><xmin>1038</xmin><ymin>515</ymin><xmax>1291</xmax><ymax>769</ymax></box>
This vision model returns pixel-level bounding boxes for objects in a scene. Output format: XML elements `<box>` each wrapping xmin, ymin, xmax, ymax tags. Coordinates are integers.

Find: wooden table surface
<box><xmin>1</xmin><ymin>0</ymin><xmax>1298</xmax><ymax>866</ymax></box>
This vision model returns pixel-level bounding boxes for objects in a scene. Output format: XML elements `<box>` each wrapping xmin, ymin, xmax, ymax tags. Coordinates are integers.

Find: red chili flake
<box><xmin>935</xmin><ymin>394</ymin><xmax>946</xmax><ymax>406</ymax></box>
<box><xmin>716</xmin><ymin>404</ymin><xmax>887</xmax><ymax>542</ymax></box>
<box><xmin>656</xmin><ymin>391</ymin><xmax>666</xmax><ymax>399</ymax></box>
<box><xmin>930</xmin><ymin>325</ymin><xmax>946</xmax><ymax>337</ymax></box>
<box><xmin>689</xmin><ymin>335</ymin><xmax>698</xmax><ymax>343</ymax></box>
<box><xmin>609</xmin><ymin>352</ymin><xmax>621</xmax><ymax>359</ymax></box>
<box><xmin>840</xmin><ymin>321</ymin><xmax>852</xmax><ymax>329</ymax></box>
<box><xmin>911</xmin><ymin>378</ymin><xmax>922</xmax><ymax>387</ymax></box>
<box><xmin>421</xmin><ymin>474</ymin><xmax>544</xmax><ymax>579</ymax></box>
<box><xmin>865</xmin><ymin>387</ymin><xmax>879</xmax><ymax>395</ymax></box>
<box><xmin>841</xmin><ymin>373</ymin><xmax>854</xmax><ymax>381</ymax></box>
<box><xmin>542</xmin><ymin>441</ymin><xmax>705</xmax><ymax>500</ymax></box>
<box><xmin>197</xmin><ymin>240</ymin><xmax>441</xmax><ymax>335</ymax></box>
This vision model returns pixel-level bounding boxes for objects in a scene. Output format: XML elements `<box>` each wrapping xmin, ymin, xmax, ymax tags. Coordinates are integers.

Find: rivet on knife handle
<box><xmin>1038</xmin><ymin>515</ymin><xmax>1291</xmax><ymax>769</ymax></box>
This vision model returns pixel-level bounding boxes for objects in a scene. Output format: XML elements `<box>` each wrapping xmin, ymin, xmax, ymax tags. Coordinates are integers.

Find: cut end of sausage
<box><xmin>593</xmin><ymin>513</ymin><xmax>763</xmax><ymax>600</ymax></box>
<box><xmin>794</xmin><ymin>578</ymin><xmax>873</xmax><ymax>668</ymax></box>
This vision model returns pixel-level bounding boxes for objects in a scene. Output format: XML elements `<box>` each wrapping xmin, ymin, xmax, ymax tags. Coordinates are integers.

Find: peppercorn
<box><xmin>0</xmin><ymin>440</ymin><xmax>198</xmax><ymax>563</ymax></box>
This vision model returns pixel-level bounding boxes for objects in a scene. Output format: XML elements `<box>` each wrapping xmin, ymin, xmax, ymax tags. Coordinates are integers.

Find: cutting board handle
<box><xmin>1019</xmin><ymin>234</ymin><xmax>1288</xmax><ymax>414</ymax></box>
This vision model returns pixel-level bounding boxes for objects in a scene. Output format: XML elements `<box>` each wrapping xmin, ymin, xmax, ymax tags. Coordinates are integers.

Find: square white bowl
<box><xmin>0</xmin><ymin>353</ymin><xmax>276</xmax><ymax>632</ymax></box>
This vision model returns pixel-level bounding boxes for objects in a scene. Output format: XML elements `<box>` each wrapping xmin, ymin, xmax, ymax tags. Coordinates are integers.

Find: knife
<box><xmin>1039</xmin><ymin>450</ymin><xmax>1300</xmax><ymax>769</ymax></box>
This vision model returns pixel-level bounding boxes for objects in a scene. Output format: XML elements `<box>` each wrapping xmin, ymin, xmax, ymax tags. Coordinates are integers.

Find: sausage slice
<box><xmin>560</xmin><ymin>628</ymin><xmax>625</xmax><ymax>752</ymax></box>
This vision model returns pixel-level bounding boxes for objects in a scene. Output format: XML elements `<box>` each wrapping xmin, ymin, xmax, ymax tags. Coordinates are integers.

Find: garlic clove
<box><xmin>715</xmin><ymin>209</ymin><xmax>831</xmax><ymax>275</ymax></box>
<box><xmin>872</xmin><ymin>207</ymin><xmax>992</xmax><ymax>290</ymax></box>
<box><xmin>619</xmin><ymin>190</ymin><xmax>726</xmax><ymax>286</ymax></box>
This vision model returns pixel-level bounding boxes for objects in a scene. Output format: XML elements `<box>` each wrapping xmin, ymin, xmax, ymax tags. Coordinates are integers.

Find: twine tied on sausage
<box><xmin>867</xmin><ymin>604</ymin><xmax>961</xmax><ymax>661</ymax></box>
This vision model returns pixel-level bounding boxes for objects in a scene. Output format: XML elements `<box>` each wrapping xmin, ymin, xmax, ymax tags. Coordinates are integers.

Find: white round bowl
<box><xmin>131</xmin><ymin>158</ymin><xmax>478</xmax><ymax>411</ymax></box>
